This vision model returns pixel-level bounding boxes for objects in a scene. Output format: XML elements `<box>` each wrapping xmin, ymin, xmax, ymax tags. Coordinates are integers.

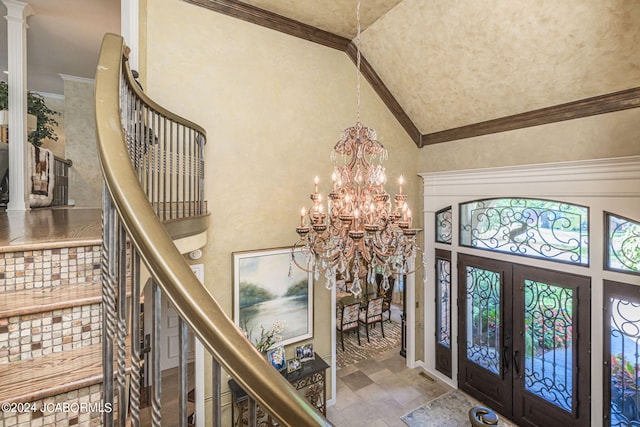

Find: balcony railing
<box><xmin>52</xmin><ymin>156</ymin><xmax>71</xmax><ymax>206</ymax></box>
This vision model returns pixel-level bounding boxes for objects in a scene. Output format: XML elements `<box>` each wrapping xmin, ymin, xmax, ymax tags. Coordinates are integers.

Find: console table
<box><xmin>228</xmin><ymin>353</ymin><xmax>329</xmax><ymax>426</ymax></box>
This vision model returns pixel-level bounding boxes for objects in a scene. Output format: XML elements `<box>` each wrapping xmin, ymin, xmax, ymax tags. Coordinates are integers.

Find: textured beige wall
<box><xmin>363</xmin><ymin>0</ymin><xmax>640</xmax><ymax>133</ymax></box>
<box><xmin>64</xmin><ymin>79</ymin><xmax>101</xmax><ymax>207</ymax></box>
<box><xmin>145</xmin><ymin>0</ymin><xmax>421</xmax><ymax>418</ymax></box>
<box><xmin>418</xmin><ymin>107</ymin><xmax>640</xmax><ymax>172</ymax></box>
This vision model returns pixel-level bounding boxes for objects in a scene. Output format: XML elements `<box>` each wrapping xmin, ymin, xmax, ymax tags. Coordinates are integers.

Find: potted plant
<box><xmin>611</xmin><ymin>353</ymin><xmax>640</xmax><ymax>421</ymax></box>
<box><xmin>0</xmin><ymin>81</ymin><xmax>59</xmax><ymax>146</ymax></box>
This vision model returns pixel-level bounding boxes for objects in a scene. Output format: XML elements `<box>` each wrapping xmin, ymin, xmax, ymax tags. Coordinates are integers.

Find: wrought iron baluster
<box><xmin>162</xmin><ymin>115</ymin><xmax>168</xmax><ymax>220</ymax></box>
<box><xmin>101</xmin><ymin>187</ymin><xmax>116</xmax><ymax>427</ymax></box>
<box><xmin>154</xmin><ymin>111</ymin><xmax>159</xmax><ymax>216</ymax></box>
<box><xmin>187</xmin><ymin>127</ymin><xmax>192</xmax><ymax>217</ymax></box>
<box><xmin>182</xmin><ymin>124</ymin><xmax>186</xmax><ymax>218</ymax></box>
<box><xmin>151</xmin><ymin>282</ymin><xmax>162</xmax><ymax>426</ymax></box>
<box><xmin>129</xmin><ymin>249</ymin><xmax>142</xmax><ymax>427</ymax></box>
<box><xmin>212</xmin><ymin>358</ymin><xmax>221</xmax><ymax>427</ymax></box>
<box><xmin>116</xmin><ymin>222</ymin><xmax>128</xmax><ymax>427</ymax></box>
<box><xmin>147</xmin><ymin>105</ymin><xmax>154</xmax><ymax>210</ymax></box>
<box><xmin>179</xmin><ymin>318</ymin><xmax>189</xmax><ymax>427</ymax></box>
<box><xmin>199</xmin><ymin>133</ymin><xmax>205</xmax><ymax>215</ymax></box>
<box><xmin>169</xmin><ymin>120</ymin><xmax>174</xmax><ymax>220</ymax></box>
<box><xmin>249</xmin><ymin>397</ymin><xmax>257</xmax><ymax>427</ymax></box>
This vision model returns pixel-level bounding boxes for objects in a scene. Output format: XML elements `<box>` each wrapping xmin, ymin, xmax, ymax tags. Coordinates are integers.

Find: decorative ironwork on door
<box><xmin>465</xmin><ymin>266</ymin><xmax>501</xmax><ymax>375</ymax></box>
<box><xmin>437</xmin><ymin>258</ymin><xmax>451</xmax><ymax>348</ymax></box>
<box><xmin>605</xmin><ymin>280</ymin><xmax>640</xmax><ymax>427</ymax></box>
<box><xmin>523</xmin><ymin>279</ymin><xmax>574</xmax><ymax>412</ymax></box>
<box><xmin>435</xmin><ymin>249</ymin><xmax>452</xmax><ymax>378</ymax></box>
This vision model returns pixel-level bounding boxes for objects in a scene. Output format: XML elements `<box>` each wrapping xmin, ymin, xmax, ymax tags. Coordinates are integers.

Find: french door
<box><xmin>604</xmin><ymin>280</ymin><xmax>640</xmax><ymax>427</ymax></box>
<box><xmin>458</xmin><ymin>254</ymin><xmax>591</xmax><ymax>426</ymax></box>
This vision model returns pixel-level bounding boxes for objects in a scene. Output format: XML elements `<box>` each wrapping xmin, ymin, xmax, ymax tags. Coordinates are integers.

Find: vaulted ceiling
<box><xmin>2</xmin><ymin>0</ymin><xmax>639</xmax><ymax>146</ymax></box>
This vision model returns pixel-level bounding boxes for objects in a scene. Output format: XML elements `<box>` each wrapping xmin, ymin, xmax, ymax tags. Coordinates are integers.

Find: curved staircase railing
<box><xmin>95</xmin><ymin>33</ymin><xmax>332</xmax><ymax>427</ymax></box>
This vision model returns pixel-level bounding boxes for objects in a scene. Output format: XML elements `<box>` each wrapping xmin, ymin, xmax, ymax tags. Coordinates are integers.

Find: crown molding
<box><xmin>182</xmin><ymin>0</ymin><xmax>422</xmax><ymax>146</ymax></box>
<box><xmin>345</xmin><ymin>42</ymin><xmax>422</xmax><ymax>146</ymax></box>
<box><xmin>182</xmin><ymin>0</ymin><xmax>350</xmax><ymax>51</ymax></box>
<box><xmin>59</xmin><ymin>74</ymin><xmax>95</xmax><ymax>85</ymax></box>
<box><xmin>32</xmin><ymin>91</ymin><xmax>64</xmax><ymax>100</ymax></box>
<box><xmin>183</xmin><ymin>0</ymin><xmax>640</xmax><ymax>150</ymax></box>
<box><xmin>419</xmin><ymin>155</ymin><xmax>640</xmax><ymax>200</ymax></box>
<box><xmin>420</xmin><ymin>87</ymin><xmax>640</xmax><ymax>147</ymax></box>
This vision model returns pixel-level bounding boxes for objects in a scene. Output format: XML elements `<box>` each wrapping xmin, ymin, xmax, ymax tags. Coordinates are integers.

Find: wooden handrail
<box><xmin>53</xmin><ymin>155</ymin><xmax>72</xmax><ymax>167</ymax></box>
<box><xmin>95</xmin><ymin>33</ymin><xmax>332</xmax><ymax>427</ymax></box>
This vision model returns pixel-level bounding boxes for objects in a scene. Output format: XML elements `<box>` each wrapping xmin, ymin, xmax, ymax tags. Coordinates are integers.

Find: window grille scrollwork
<box><xmin>460</xmin><ymin>198</ymin><xmax>589</xmax><ymax>265</ymax></box>
<box><xmin>606</xmin><ymin>213</ymin><xmax>640</xmax><ymax>275</ymax></box>
<box><xmin>436</xmin><ymin>207</ymin><xmax>452</xmax><ymax>244</ymax></box>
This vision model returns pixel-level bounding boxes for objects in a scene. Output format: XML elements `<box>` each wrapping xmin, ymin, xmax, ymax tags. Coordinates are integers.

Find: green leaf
<box><xmin>0</xmin><ymin>81</ymin><xmax>60</xmax><ymax>146</ymax></box>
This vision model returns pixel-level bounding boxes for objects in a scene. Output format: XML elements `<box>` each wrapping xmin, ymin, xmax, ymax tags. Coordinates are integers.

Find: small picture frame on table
<box><xmin>295</xmin><ymin>345</ymin><xmax>304</xmax><ymax>360</ymax></box>
<box><xmin>267</xmin><ymin>346</ymin><xmax>286</xmax><ymax>372</ymax></box>
<box><xmin>287</xmin><ymin>357</ymin><xmax>302</xmax><ymax>373</ymax></box>
<box><xmin>295</xmin><ymin>343</ymin><xmax>314</xmax><ymax>363</ymax></box>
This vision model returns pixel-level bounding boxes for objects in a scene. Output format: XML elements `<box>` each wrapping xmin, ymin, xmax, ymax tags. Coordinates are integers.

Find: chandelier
<box><xmin>292</xmin><ymin>0</ymin><xmax>421</xmax><ymax>297</ymax></box>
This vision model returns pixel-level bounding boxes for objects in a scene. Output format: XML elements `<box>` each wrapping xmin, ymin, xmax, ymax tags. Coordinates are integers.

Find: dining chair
<box><xmin>358</xmin><ymin>296</ymin><xmax>385</xmax><ymax>343</ymax></box>
<box><xmin>380</xmin><ymin>277</ymin><xmax>395</xmax><ymax>322</ymax></box>
<box><xmin>336</xmin><ymin>302</ymin><xmax>361</xmax><ymax>351</ymax></box>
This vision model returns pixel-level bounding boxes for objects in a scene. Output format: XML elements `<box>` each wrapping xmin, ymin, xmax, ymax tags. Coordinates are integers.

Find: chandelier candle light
<box><xmin>292</xmin><ymin>0</ymin><xmax>422</xmax><ymax>297</ymax></box>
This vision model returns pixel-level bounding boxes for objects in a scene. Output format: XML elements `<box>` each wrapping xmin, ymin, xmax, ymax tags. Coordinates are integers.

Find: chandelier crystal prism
<box><xmin>292</xmin><ymin>0</ymin><xmax>422</xmax><ymax>297</ymax></box>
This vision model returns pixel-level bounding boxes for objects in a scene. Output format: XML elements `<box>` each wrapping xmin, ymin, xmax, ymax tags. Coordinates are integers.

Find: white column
<box><xmin>3</xmin><ymin>0</ymin><xmax>33</xmax><ymax>211</ymax></box>
<box><xmin>121</xmin><ymin>0</ymin><xmax>139</xmax><ymax>72</ymax></box>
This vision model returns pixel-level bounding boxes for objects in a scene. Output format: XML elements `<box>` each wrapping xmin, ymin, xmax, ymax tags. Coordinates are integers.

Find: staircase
<box><xmin>0</xmin><ymin>219</ymin><xmax>110</xmax><ymax>426</ymax></box>
<box><xmin>0</xmin><ymin>33</ymin><xmax>334</xmax><ymax>427</ymax></box>
<box><xmin>0</xmin><ymin>28</ymin><xmax>331</xmax><ymax>427</ymax></box>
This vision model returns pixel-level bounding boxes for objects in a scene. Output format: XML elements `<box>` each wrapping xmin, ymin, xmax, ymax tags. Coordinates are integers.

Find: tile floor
<box><xmin>327</xmin><ymin>348</ymin><xmax>454</xmax><ymax>427</ymax></box>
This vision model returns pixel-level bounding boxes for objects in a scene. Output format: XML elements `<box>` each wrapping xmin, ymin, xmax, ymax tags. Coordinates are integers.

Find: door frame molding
<box><xmin>420</xmin><ymin>155</ymin><xmax>640</xmax><ymax>423</ymax></box>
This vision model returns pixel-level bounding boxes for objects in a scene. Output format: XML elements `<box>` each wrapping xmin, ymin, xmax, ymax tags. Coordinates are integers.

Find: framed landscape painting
<box><xmin>233</xmin><ymin>247</ymin><xmax>313</xmax><ymax>347</ymax></box>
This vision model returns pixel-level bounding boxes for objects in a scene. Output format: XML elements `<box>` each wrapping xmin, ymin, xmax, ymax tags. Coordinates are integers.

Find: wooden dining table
<box><xmin>336</xmin><ymin>290</ymin><xmax>378</xmax><ymax>309</ymax></box>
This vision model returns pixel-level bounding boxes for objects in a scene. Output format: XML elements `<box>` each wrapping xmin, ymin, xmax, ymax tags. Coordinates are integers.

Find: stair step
<box><xmin>0</xmin><ymin>342</ymin><xmax>131</xmax><ymax>404</ymax></box>
<box><xmin>0</xmin><ymin>283</ymin><xmax>102</xmax><ymax>319</ymax></box>
<box><xmin>0</xmin><ymin>278</ymin><xmax>135</xmax><ymax>319</ymax></box>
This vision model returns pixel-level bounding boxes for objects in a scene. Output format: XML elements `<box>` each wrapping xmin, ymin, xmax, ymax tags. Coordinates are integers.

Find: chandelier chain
<box><xmin>356</xmin><ymin>0</ymin><xmax>361</xmax><ymax>125</ymax></box>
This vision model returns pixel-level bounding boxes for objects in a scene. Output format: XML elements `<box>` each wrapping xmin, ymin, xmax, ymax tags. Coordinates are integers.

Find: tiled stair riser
<box><xmin>0</xmin><ymin>245</ymin><xmax>101</xmax><ymax>293</ymax></box>
<box><xmin>0</xmin><ymin>304</ymin><xmax>102</xmax><ymax>364</ymax></box>
<box><xmin>0</xmin><ymin>384</ymin><xmax>116</xmax><ymax>427</ymax></box>
<box><xmin>0</xmin><ymin>241</ymin><xmax>133</xmax><ymax>426</ymax></box>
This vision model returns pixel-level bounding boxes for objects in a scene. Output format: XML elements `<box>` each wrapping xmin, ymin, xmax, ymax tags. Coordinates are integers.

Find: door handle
<box><xmin>513</xmin><ymin>349</ymin><xmax>520</xmax><ymax>375</ymax></box>
<box><xmin>502</xmin><ymin>345</ymin><xmax>510</xmax><ymax>372</ymax></box>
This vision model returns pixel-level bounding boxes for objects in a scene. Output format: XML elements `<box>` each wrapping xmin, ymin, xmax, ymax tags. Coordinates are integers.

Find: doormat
<box><xmin>401</xmin><ymin>390</ymin><xmax>517</xmax><ymax>427</ymax></box>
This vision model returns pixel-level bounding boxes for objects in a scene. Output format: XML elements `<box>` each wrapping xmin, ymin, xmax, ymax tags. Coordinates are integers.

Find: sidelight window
<box><xmin>436</xmin><ymin>206</ymin><xmax>452</xmax><ymax>244</ymax></box>
<box><xmin>605</xmin><ymin>212</ymin><xmax>640</xmax><ymax>275</ymax></box>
